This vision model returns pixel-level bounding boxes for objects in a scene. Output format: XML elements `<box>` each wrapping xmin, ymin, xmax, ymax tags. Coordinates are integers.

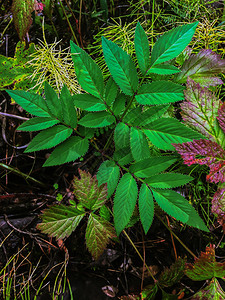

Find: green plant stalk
<box><xmin>156</xmin><ymin>213</ymin><xmax>197</xmax><ymax>259</ymax></box>
<box><xmin>123</xmin><ymin>229</ymin><xmax>157</xmax><ymax>282</ymax></box>
<box><xmin>58</xmin><ymin>0</ymin><xmax>79</xmax><ymax>45</ymax></box>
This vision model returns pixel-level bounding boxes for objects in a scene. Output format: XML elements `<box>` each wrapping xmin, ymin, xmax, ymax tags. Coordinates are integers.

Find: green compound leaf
<box><xmin>145</xmin><ymin>173</ymin><xmax>193</xmax><ymax>189</ymax></box>
<box><xmin>79</xmin><ymin>111</ymin><xmax>115</xmax><ymax>128</ymax></box>
<box><xmin>104</xmin><ymin>77</ymin><xmax>118</xmax><ymax>106</ymax></box>
<box><xmin>114</xmin><ymin>173</ymin><xmax>138</xmax><ymax>235</ymax></box>
<box><xmin>102</xmin><ymin>37</ymin><xmax>138</xmax><ymax>96</ymax></box>
<box><xmin>44</xmin><ymin>136</ymin><xmax>89</xmax><ymax>167</ymax></box>
<box><xmin>138</xmin><ymin>105</ymin><xmax>169</xmax><ymax>127</ymax></box>
<box><xmin>18</xmin><ymin>117</ymin><xmax>60</xmax><ymax>131</ymax></box>
<box><xmin>73</xmin><ymin>169</ymin><xmax>107</xmax><ymax>210</ymax></box>
<box><xmin>129</xmin><ymin>156</ymin><xmax>177</xmax><ymax>178</ymax></box>
<box><xmin>138</xmin><ymin>184</ymin><xmax>154</xmax><ymax>234</ymax></box>
<box><xmin>130</xmin><ymin>127</ymin><xmax>150</xmax><ymax>161</ymax></box>
<box><xmin>152</xmin><ymin>189</ymin><xmax>209</xmax><ymax>231</ymax></box>
<box><xmin>134</xmin><ymin>22</ymin><xmax>150</xmax><ymax>74</ymax></box>
<box><xmin>191</xmin><ymin>278</ymin><xmax>225</xmax><ymax>300</ymax></box>
<box><xmin>148</xmin><ymin>64</ymin><xmax>180</xmax><ymax>75</ymax></box>
<box><xmin>143</xmin><ymin>118</ymin><xmax>205</xmax><ymax>151</ymax></box>
<box><xmin>25</xmin><ymin>125</ymin><xmax>73</xmax><ymax>152</ymax></box>
<box><xmin>112</xmin><ymin>93</ymin><xmax>126</xmax><ymax>116</ymax></box>
<box><xmin>12</xmin><ymin>0</ymin><xmax>34</xmax><ymax>40</ymax></box>
<box><xmin>6</xmin><ymin>90</ymin><xmax>50</xmax><ymax>117</ymax></box>
<box><xmin>37</xmin><ymin>204</ymin><xmax>85</xmax><ymax>240</ymax></box>
<box><xmin>150</xmin><ymin>22</ymin><xmax>198</xmax><ymax>67</ymax></box>
<box><xmin>70</xmin><ymin>41</ymin><xmax>104</xmax><ymax>99</ymax></box>
<box><xmin>185</xmin><ymin>245</ymin><xmax>225</xmax><ymax>280</ymax></box>
<box><xmin>135</xmin><ymin>81</ymin><xmax>184</xmax><ymax>105</ymax></box>
<box><xmin>114</xmin><ymin>122</ymin><xmax>130</xmax><ymax>150</ymax></box>
<box><xmin>86</xmin><ymin>213</ymin><xmax>116</xmax><ymax>260</ymax></box>
<box><xmin>73</xmin><ymin>94</ymin><xmax>106</xmax><ymax>111</ymax></box>
<box><xmin>159</xmin><ymin>257</ymin><xmax>186</xmax><ymax>287</ymax></box>
<box><xmin>44</xmin><ymin>81</ymin><xmax>63</xmax><ymax>121</ymax></box>
<box><xmin>60</xmin><ymin>85</ymin><xmax>77</xmax><ymax>128</ymax></box>
<box><xmin>97</xmin><ymin>160</ymin><xmax>120</xmax><ymax>198</ymax></box>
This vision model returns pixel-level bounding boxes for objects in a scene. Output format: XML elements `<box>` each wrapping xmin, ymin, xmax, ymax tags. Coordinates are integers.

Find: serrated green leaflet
<box><xmin>135</xmin><ymin>22</ymin><xmax>150</xmax><ymax>74</ymax></box>
<box><xmin>143</xmin><ymin>118</ymin><xmax>205</xmax><ymax>150</ymax></box>
<box><xmin>102</xmin><ymin>37</ymin><xmax>138</xmax><ymax>96</ymax></box>
<box><xmin>44</xmin><ymin>81</ymin><xmax>63</xmax><ymax>120</ymax></box>
<box><xmin>145</xmin><ymin>173</ymin><xmax>193</xmax><ymax>189</ymax></box>
<box><xmin>86</xmin><ymin>213</ymin><xmax>116</xmax><ymax>260</ymax></box>
<box><xmin>60</xmin><ymin>85</ymin><xmax>77</xmax><ymax>128</ymax></box>
<box><xmin>139</xmin><ymin>184</ymin><xmax>154</xmax><ymax>234</ymax></box>
<box><xmin>129</xmin><ymin>156</ymin><xmax>177</xmax><ymax>178</ymax></box>
<box><xmin>104</xmin><ymin>77</ymin><xmax>118</xmax><ymax>105</ymax></box>
<box><xmin>44</xmin><ymin>136</ymin><xmax>89</xmax><ymax>166</ymax></box>
<box><xmin>130</xmin><ymin>127</ymin><xmax>150</xmax><ymax>161</ymax></box>
<box><xmin>18</xmin><ymin>117</ymin><xmax>60</xmax><ymax>131</ymax></box>
<box><xmin>138</xmin><ymin>105</ymin><xmax>169</xmax><ymax>126</ymax></box>
<box><xmin>148</xmin><ymin>64</ymin><xmax>180</xmax><ymax>75</ymax></box>
<box><xmin>114</xmin><ymin>122</ymin><xmax>130</xmax><ymax>150</ymax></box>
<box><xmin>150</xmin><ymin>22</ymin><xmax>198</xmax><ymax>67</ymax></box>
<box><xmin>135</xmin><ymin>81</ymin><xmax>184</xmax><ymax>105</ymax></box>
<box><xmin>114</xmin><ymin>173</ymin><xmax>138</xmax><ymax>235</ymax></box>
<box><xmin>7</xmin><ymin>90</ymin><xmax>50</xmax><ymax>117</ymax></box>
<box><xmin>37</xmin><ymin>204</ymin><xmax>85</xmax><ymax>240</ymax></box>
<box><xmin>70</xmin><ymin>41</ymin><xmax>104</xmax><ymax>98</ymax></box>
<box><xmin>114</xmin><ymin>147</ymin><xmax>133</xmax><ymax>166</ymax></box>
<box><xmin>73</xmin><ymin>94</ymin><xmax>106</xmax><ymax>111</ymax></box>
<box><xmin>79</xmin><ymin>111</ymin><xmax>115</xmax><ymax>128</ymax></box>
<box><xmin>112</xmin><ymin>93</ymin><xmax>126</xmax><ymax>116</ymax></box>
<box><xmin>25</xmin><ymin>125</ymin><xmax>73</xmax><ymax>152</ymax></box>
<box><xmin>152</xmin><ymin>189</ymin><xmax>208</xmax><ymax>231</ymax></box>
<box><xmin>123</xmin><ymin>107</ymin><xmax>142</xmax><ymax>125</ymax></box>
<box><xmin>97</xmin><ymin>160</ymin><xmax>120</xmax><ymax>198</ymax></box>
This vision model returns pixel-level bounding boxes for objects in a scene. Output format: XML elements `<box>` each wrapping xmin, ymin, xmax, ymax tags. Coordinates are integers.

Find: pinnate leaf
<box><xmin>175</xmin><ymin>49</ymin><xmax>225</xmax><ymax>86</ymax></box>
<box><xmin>114</xmin><ymin>122</ymin><xmax>130</xmax><ymax>150</ymax></box>
<box><xmin>181</xmin><ymin>78</ymin><xmax>220</xmax><ymax>140</ymax></box>
<box><xmin>102</xmin><ymin>37</ymin><xmax>138</xmax><ymax>96</ymax></box>
<box><xmin>130</xmin><ymin>127</ymin><xmax>150</xmax><ymax>161</ymax></box>
<box><xmin>185</xmin><ymin>244</ymin><xmax>225</xmax><ymax>280</ymax></box>
<box><xmin>25</xmin><ymin>125</ymin><xmax>73</xmax><ymax>152</ymax></box>
<box><xmin>44</xmin><ymin>136</ymin><xmax>89</xmax><ymax>167</ymax></box>
<box><xmin>114</xmin><ymin>173</ymin><xmax>138</xmax><ymax>235</ymax></box>
<box><xmin>73</xmin><ymin>169</ymin><xmax>107</xmax><ymax>210</ymax></box>
<box><xmin>138</xmin><ymin>184</ymin><xmax>154</xmax><ymax>234</ymax></box>
<box><xmin>18</xmin><ymin>117</ymin><xmax>60</xmax><ymax>131</ymax></box>
<box><xmin>145</xmin><ymin>173</ymin><xmax>193</xmax><ymax>189</ymax></box>
<box><xmin>148</xmin><ymin>64</ymin><xmax>180</xmax><ymax>75</ymax></box>
<box><xmin>97</xmin><ymin>160</ymin><xmax>120</xmax><ymax>198</ymax></box>
<box><xmin>129</xmin><ymin>156</ymin><xmax>177</xmax><ymax>178</ymax></box>
<box><xmin>143</xmin><ymin>118</ymin><xmax>204</xmax><ymax>150</ymax></box>
<box><xmin>152</xmin><ymin>189</ymin><xmax>208</xmax><ymax>231</ymax></box>
<box><xmin>7</xmin><ymin>90</ymin><xmax>50</xmax><ymax>117</ymax></box>
<box><xmin>150</xmin><ymin>22</ymin><xmax>198</xmax><ymax>67</ymax></box>
<box><xmin>104</xmin><ymin>77</ymin><xmax>118</xmax><ymax>105</ymax></box>
<box><xmin>135</xmin><ymin>81</ymin><xmax>184</xmax><ymax>105</ymax></box>
<box><xmin>44</xmin><ymin>81</ymin><xmax>63</xmax><ymax>120</ymax></box>
<box><xmin>173</xmin><ymin>139</ymin><xmax>225</xmax><ymax>183</ymax></box>
<box><xmin>86</xmin><ymin>213</ymin><xmax>116</xmax><ymax>260</ymax></box>
<box><xmin>79</xmin><ymin>111</ymin><xmax>115</xmax><ymax>128</ymax></box>
<box><xmin>60</xmin><ymin>85</ymin><xmax>77</xmax><ymax>128</ymax></box>
<box><xmin>73</xmin><ymin>94</ymin><xmax>106</xmax><ymax>111</ymax></box>
<box><xmin>70</xmin><ymin>41</ymin><xmax>104</xmax><ymax>98</ymax></box>
<box><xmin>134</xmin><ymin>22</ymin><xmax>150</xmax><ymax>74</ymax></box>
<box><xmin>37</xmin><ymin>204</ymin><xmax>85</xmax><ymax>240</ymax></box>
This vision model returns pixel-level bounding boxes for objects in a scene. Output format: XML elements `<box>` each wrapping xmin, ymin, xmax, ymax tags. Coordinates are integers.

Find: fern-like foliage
<box><xmin>9</xmin><ymin>21</ymin><xmax>212</xmax><ymax>238</ymax></box>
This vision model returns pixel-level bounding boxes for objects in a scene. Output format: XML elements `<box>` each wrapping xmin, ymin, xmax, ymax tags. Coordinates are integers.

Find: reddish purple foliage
<box><xmin>217</xmin><ymin>103</ymin><xmax>225</xmax><ymax>134</ymax></box>
<box><xmin>173</xmin><ymin>139</ymin><xmax>225</xmax><ymax>183</ymax></box>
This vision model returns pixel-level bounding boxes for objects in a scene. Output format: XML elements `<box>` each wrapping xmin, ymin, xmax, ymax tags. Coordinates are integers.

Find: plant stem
<box><xmin>122</xmin><ymin>229</ymin><xmax>157</xmax><ymax>282</ymax></box>
<box><xmin>156</xmin><ymin>214</ymin><xmax>197</xmax><ymax>259</ymax></box>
